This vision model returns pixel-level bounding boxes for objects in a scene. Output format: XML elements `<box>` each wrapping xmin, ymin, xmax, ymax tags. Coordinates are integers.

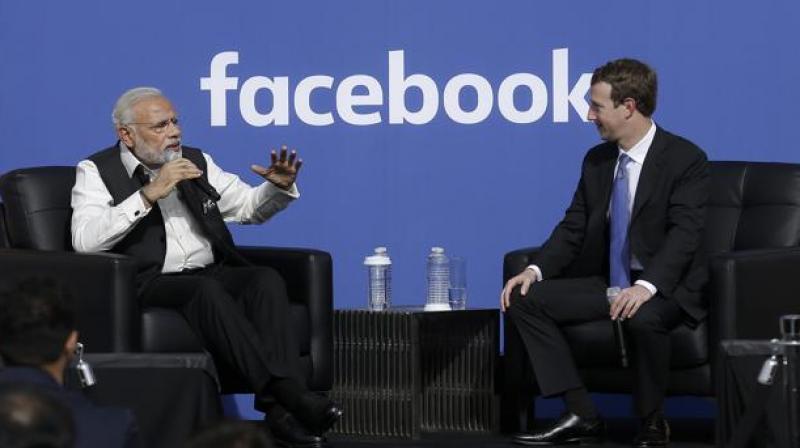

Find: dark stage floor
<box><xmin>328</xmin><ymin>419</ymin><xmax>716</xmax><ymax>447</ymax></box>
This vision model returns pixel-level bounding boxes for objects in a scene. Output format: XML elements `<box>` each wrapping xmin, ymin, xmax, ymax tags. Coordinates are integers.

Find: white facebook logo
<box><xmin>200</xmin><ymin>48</ymin><xmax>591</xmax><ymax>127</ymax></box>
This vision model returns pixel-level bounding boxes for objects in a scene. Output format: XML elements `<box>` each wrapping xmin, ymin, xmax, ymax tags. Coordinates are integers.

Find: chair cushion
<box><xmin>141</xmin><ymin>308</ymin><xmax>205</xmax><ymax>352</ymax></box>
<box><xmin>564</xmin><ymin>319</ymin><xmax>708</xmax><ymax>369</ymax></box>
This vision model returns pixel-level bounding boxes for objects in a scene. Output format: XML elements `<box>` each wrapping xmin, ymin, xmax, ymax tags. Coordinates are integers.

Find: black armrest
<box><xmin>0</xmin><ymin>204</ymin><xmax>9</xmax><ymax>248</ymax></box>
<box><xmin>0</xmin><ymin>248</ymin><xmax>140</xmax><ymax>352</ymax></box>
<box><xmin>237</xmin><ymin>246</ymin><xmax>333</xmax><ymax>390</ymax></box>
<box><xmin>503</xmin><ymin>247</ymin><xmax>541</xmax><ymax>284</ymax></box>
<box><xmin>709</xmin><ymin>247</ymin><xmax>800</xmax><ymax>342</ymax></box>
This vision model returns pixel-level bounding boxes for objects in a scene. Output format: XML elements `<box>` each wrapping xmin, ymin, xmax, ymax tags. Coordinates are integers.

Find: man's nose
<box><xmin>167</xmin><ymin>121</ymin><xmax>181</xmax><ymax>138</ymax></box>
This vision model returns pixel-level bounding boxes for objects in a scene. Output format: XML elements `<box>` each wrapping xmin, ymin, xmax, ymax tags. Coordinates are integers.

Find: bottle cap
<box><xmin>431</xmin><ymin>247</ymin><xmax>444</xmax><ymax>254</ymax></box>
<box><xmin>364</xmin><ymin>247</ymin><xmax>391</xmax><ymax>266</ymax></box>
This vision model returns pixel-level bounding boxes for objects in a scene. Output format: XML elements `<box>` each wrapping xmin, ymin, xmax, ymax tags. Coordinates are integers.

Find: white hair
<box><xmin>111</xmin><ymin>87</ymin><xmax>164</xmax><ymax>128</ymax></box>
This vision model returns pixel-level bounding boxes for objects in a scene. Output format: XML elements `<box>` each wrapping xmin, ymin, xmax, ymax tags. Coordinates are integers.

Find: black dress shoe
<box><xmin>293</xmin><ymin>392</ymin><xmax>344</xmax><ymax>436</ymax></box>
<box><xmin>267</xmin><ymin>412</ymin><xmax>326</xmax><ymax>448</ymax></box>
<box><xmin>633</xmin><ymin>415</ymin><xmax>670</xmax><ymax>447</ymax></box>
<box><xmin>513</xmin><ymin>412</ymin><xmax>604</xmax><ymax>445</ymax></box>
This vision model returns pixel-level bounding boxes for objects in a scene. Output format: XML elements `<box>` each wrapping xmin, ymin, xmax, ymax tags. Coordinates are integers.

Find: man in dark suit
<box><xmin>501</xmin><ymin>59</ymin><xmax>709</xmax><ymax>447</ymax></box>
<box><xmin>0</xmin><ymin>279</ymin><xmax>141</xmax><ymax>448</ymax></box>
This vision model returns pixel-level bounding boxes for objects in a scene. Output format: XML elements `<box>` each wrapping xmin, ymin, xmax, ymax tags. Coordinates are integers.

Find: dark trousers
<box><xmin>140</xmin><ymin>264</ymin><xmax>302</xmax><ymax>411</ymax></box>
<box><xmin>505</xmin><ymin>276</ymin><xmax>683</xmax><ymax>417</ymax></box>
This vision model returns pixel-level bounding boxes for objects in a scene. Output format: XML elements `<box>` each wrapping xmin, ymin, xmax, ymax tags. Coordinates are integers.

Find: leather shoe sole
<box><xmin>514</xmin><ymin>435</ymin><xmax>601</xmax><ymax>446</ymax></box>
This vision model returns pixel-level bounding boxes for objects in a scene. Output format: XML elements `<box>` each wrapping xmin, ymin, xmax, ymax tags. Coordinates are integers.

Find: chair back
<box><xmin>706</xmin><ymin>161</ymin><xmax>800</xmax><ymax>254</ymax></box>
<box><xmin>0</xmin><ymin>166</ymin><xmax>76</xmax><ymax>251</ymax></box>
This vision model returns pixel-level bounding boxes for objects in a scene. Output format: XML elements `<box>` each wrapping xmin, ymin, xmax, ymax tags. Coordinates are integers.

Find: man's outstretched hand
<box><xmin>251</xmin><ymin>145</ymin><xmax>303</xmax><ymax>190</ymax></box>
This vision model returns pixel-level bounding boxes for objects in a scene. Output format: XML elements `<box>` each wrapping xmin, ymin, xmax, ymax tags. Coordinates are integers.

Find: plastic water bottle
<box><xmin>364</xmin><ymin>247</ymin><xmax>392</xmax><ymax>311</ymax></box>
<box><xmin>425</xmin><ymin>247</ymin><xmax>451</xmax><ymax>311</ymax></box>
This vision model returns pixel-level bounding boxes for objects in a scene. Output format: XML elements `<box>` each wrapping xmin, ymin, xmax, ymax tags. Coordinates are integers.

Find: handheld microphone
<box><xmin>606</xmin><ymin>287</ymin><xmax>629</xmax><ymax>368</ymax></box>
<box><xmin>165</xmin><ymin>149</ymin><xmax>221</xmax><ymax>201</ymax></box>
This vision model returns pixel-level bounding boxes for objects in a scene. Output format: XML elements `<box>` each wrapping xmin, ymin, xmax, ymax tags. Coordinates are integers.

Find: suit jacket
<box><xmin>533</xmin><ymin>126</ymin><xmax>710</xmax><ymax>321</ymax></box>
<box><xmin>0</xmin><ymin>367</ymin><xmax>140</xmax><ymax>448</ymax></box>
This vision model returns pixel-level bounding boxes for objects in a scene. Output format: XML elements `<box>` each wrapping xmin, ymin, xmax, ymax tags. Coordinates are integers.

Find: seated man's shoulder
<box><xmin>583</xmin><ymin>141</ymin><xmax>617</xmax><ymax>166</ymax></box>
<box><xmin>660</xmin><ymin>129</ymin><xmax>707</xmax><ymax>159</ymax></box>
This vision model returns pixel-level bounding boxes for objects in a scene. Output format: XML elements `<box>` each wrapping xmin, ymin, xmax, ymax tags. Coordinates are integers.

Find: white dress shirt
<box><xmin>71</xmin><ymin>143</ymin><xmax>299</xmax><ymax>273</ymax></box>
<box><xmin>527</xmin><ymin>122</ymin><xmax>658</xmax><ymax>296</ymax></box>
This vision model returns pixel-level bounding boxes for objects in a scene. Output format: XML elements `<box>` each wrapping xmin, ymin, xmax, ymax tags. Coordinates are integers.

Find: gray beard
<box><xmin>134</xmin><ymin>141</ymin><xmax>181</xmax><ymax>166</ymax></box>
<box><xmin>164</xmin><ymin>148</ymin><xmax>182</xmax><ymax>163</ymax></box>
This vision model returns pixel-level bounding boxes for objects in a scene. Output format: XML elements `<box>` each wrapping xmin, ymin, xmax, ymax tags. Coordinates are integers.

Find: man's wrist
<box><xmin>525</xmin><ymin>265</ymin><xmax>542</xmax><ymax>282</ymax></box>
<box><xmin>634</xmin><ymin>279</ymin><xmax>657</xmax><ymax>297</ymax></box>
<box><xmin>139</xmin><ymin>189</ymin><xmax>154</xmax><ymax>208</ymax></box>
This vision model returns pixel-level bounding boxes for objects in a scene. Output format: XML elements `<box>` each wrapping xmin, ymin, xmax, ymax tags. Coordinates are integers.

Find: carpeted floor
<box><xmin>328</xmin><ymin>418</ymin><xmax>716</xmax><ymax>447</ymax></box>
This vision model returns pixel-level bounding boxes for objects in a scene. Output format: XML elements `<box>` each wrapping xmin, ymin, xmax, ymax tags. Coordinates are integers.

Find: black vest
<box><xmin>89</xmin><ymin>144</ymin><xmax>249</xmax><ymax>289</ymax></box>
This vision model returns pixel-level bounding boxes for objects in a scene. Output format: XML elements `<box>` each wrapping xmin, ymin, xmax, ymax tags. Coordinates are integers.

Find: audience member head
<box><xmin>0</xmin><ymin>383</ymin><xmax>75</xmax><ymax>448</ymax></box>
<box><xmin>185</xmin><ymin>420</ymin><xmax>275</xmax><ymax>448</ymax></box>
<box><xmin>0</xmin><ymin>279</ymin><xmax>78</xmax><ymax>384</ymax></box>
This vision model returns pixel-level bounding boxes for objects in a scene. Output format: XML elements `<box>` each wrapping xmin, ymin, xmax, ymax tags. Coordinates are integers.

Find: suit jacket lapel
<box><xmin>631</xmin><ymin>127</ymin><xmax>668</xmax><ymax>222</ymax></box>
<box><xmin>598</xmin><ymin>145</ymin><xmax>617</xmax><ymax>210</ymax></box>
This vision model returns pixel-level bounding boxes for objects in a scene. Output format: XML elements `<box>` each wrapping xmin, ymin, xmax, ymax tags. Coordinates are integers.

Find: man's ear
<box><xmin>118</xmin><ymin>125</ymin><xmax>135</xmax><ymax>147</ymax></box>
<box><xmin>64</xmin><ymin>330</ymin><xmax>79</xmax><ymax>360</ymax></box>
<box><xmin>622</xmin><ymin>98</ymin><xmax>637</xmax><ymax>118</ymax></box>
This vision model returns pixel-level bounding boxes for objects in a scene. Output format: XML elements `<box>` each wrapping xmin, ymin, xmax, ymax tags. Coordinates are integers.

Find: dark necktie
<box><xmin>133</xmin><ymin>165</ymin><xmax>150</xmax><ymax>187</ymax></box>
<box><xmin>609</xmin><ymin>153</ymin><xmax>632</xmax><ymax>288</ymax></box>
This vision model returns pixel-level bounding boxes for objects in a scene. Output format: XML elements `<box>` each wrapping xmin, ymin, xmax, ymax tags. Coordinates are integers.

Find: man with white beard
<box><xmin>70</xmin><ymin>87</ymin><xmax>341</xmax><ymax>448</ymax></box>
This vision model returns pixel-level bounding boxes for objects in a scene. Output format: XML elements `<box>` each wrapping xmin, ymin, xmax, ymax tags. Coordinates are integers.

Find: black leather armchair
<box><xmin>0</xmin><ymin>166</ymin><xmax>333</xmax><ymax>393</ymax></box>
<box><xmin>501</xmin><ymin>161</ymin><xmax>800</xmax><ymax>431</ymax></box>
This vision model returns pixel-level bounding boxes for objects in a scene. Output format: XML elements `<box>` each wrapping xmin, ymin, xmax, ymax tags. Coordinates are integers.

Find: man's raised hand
<box><xmin>251</xmin><ymin>145</ymin><xmax>303</xmax><ymax>190</ymax></box>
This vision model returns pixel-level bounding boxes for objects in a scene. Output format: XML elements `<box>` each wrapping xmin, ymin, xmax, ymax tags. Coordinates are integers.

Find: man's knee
<box><xmin>189</xmin><ymin>277</ymin><xmax>231</xmax><ymax>307</ymax></box>
<box><xmin>626</xmin><ymin>308</ymin><xmax>667</xmax><ymax>334</ymax></box>
<box><xmin>507</xmin><ymin>287</ymin><xmax>545</xmax><ymax>320</ymax></box>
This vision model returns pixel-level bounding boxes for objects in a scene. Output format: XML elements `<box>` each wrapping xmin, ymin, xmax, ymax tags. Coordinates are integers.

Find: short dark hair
<box><xmin>0</xmin><ymin>279</ymin><xmax>75</xmax><ymax>367</ymax></box>
<box><xmin>0</xmin><ymin>383</ymin><xmax>76</xmax><ymax>448</ymax></box>
<box><xmin>591</xmin><ymin>58</ymin><xmax>658</xmax><ymax>117</ymax></box>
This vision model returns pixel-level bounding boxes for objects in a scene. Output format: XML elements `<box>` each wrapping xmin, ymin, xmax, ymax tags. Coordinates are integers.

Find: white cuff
<box><xmin>122</xmin><ymin>190</ymin><xmax>151</xmax><ymax>221</ymax></box>
<box><xmin>525</xmin><ymin>265</ymin><xmax>542</xmax><ymax>282</ymax></box>
<box><xmin>634</xmin><ymin>279</ymin><xmax>658</xmax><ymax>296</ymax></box>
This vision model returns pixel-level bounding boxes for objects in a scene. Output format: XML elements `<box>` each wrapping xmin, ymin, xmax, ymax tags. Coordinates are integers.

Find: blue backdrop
<box><xmin>2</xmin><ymin>0</ymin><xmax>798</xmax><ymax>417</ymax></box>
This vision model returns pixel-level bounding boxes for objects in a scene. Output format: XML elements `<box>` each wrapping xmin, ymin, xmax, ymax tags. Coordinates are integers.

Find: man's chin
<box><xmin>596</xmin><ymin>129</ymin><xmax>615</xmax><ymax>143</ymax></box>
<box><xmin>164</xmin><ymin>147</ymin><xmax>182</xmax><ymax>162</ymax></box>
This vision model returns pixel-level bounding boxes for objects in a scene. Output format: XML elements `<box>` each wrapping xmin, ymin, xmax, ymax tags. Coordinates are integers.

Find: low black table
<box><xmin>65</xmin><ymin>352</ymin><xmax>222</xmax><ymax>448</ymax></box>
<box><xmin>330</xmin><ymin>307</ymin><xmax>500</xmax><ymax>439</ymax></box>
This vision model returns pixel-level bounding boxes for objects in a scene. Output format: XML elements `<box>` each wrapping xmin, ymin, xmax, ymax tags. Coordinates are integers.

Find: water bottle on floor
<box><xmin>425</xmin><ymin>247</ymin><xmax>451</xmax><ymax>311</ymax></box>
<box><xmin>365</xmin><ymin>247</ymin><xmax>392</xmax><ymax>311</ymax></box>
